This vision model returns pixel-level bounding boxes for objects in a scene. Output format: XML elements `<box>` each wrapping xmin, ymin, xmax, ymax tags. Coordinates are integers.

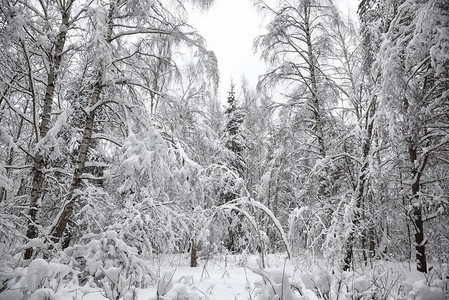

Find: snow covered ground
<box><xmin>1</xmin><ymin>253</ymin><xmax>448</xmax><ymax>299</ymax></box>
<box><xmin>80</xmin><ymin>254</ymin><xmax>284</xmax><ymax>300</ymax></box>
<box><xmin>72</xmin><ymin>254</ymin><xmax>449</xmax><ymax>299</ymax></box>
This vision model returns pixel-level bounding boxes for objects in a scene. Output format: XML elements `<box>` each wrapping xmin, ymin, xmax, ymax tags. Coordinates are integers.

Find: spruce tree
<box><xmin>221</xmin><ymin>83</ymin><xmax>247</xmax><ymax>252</ymax></box>
<box><xmin>224</xmin><ymin>83</ymin><xmax>246</xmax><ymax>179</ymax></box>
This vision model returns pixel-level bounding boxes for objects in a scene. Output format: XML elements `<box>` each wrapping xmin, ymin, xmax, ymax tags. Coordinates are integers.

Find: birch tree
<box><xmin>255</xmin><ymin>0</ymin><xmax>338</xmax><ymax>158</ymax></box>
<box><xmin>0</xmin><ymin>0</ymin><xmax>83</xmax><ymax>259</ymax></box>
<box><xmin>0</xmin><ymin>0</ymin><xmax>216</xmax><ymax>258</ymax></box>
<box><xmin>325</xmin><ymin>8</ymin><xmax>382</xmax><ymax>271</ymax></box>
<box><xmin>50</xmin><ymin>0</ymin><xmax>217</xmax><ymax>247</ymax></box>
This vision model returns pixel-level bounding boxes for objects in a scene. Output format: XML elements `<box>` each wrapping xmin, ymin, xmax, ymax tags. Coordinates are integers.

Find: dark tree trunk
<box><xmin>343</xmin><ymin>245</ymin><xmax>353</xmax><ymax>271</ymax></box>
<box><xmin>414</xmin><ymin>209</ymin><xmax>427</xmax><ymax>273</ymax></box>
<box><xmin>409</xmin><ymin>145</ymin><xmax>428</xmax><ymax>273</ymax></box>
<box><xmin>410</xmin><ymin>149</ymin><xmax>427</xmax><ymax>272</ymax></box>
<box><xmin>190</xmin><ymin>237</ymin><xmax>198</xmax><ymax>267</ymax></box>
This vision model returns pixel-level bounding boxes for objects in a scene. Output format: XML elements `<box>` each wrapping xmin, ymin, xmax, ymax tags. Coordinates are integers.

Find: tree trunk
<box><xmin>368</xmin><ymin>219</ymin><xmax>376</xmax><ymax>259</ymax></box>
<box><xmin>24</xmin><ymin>8</ymin><xmax>71</xmax><ymax>259</ymax></box>
<box><xmin>414</xmin><ymin>209</ymin><xmax>426</xmax><ymax>273</ymax></box>
<box><xmin>51</xmin><ymin>78</ymin><xmax>103</xmax><ymax>242</ymax></box>
<box><xmin>409</xmin><ymin>146</ymin><xmax>428</xmax><ymax>273</ymax></box>
<box><xmin>190</xmin><ymin>237</ymin><xmax>198</xmax><ymax>267</ymax></box>
<box><xmin>343</xmin><ymin>99</ymin><xmax>376</xmax><ymax>270</ymax></box>
<box><xmin>50</xmin><ymin>2</ymin><xmax>115</xmax><ymax>244</ymax></box>
<box><xmin>304</xmin><ymin>8</ymin><xmax>325</xmax><ymax>158</ymax></box>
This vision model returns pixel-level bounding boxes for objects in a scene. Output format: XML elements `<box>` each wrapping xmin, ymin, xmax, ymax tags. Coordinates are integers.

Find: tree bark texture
<box><xmin>190</xmin><ymin>237</ymin><xmax>198</xmax><ymax>267</ymax></box>
<box><xmin>51</xmin><ymin>78</ymin><xmax>103</xmax><ymax>242</ymax></box>
<box><xmin>409</xmin><ymin>146</ymin><xmax>428</xmax><ymax>273</ymax></box>
<box><xmin>24</xmin><ymin>7</ymin><xmax>71</xmax><ymax>259</ymax></box>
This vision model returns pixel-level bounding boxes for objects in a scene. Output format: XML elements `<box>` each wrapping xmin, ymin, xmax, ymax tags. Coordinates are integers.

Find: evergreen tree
<box><xmin>219</xmin><ymin>83</ymin><xmax>248</xmax><ymax>252</ymax></box>
<box><xmin>224</xmin><ymin>83</ymin><xmax>246</xmax><ymax>179</ymax></box>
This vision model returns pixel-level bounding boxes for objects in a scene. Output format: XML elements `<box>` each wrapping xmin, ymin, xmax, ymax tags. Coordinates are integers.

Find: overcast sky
<box><xmin>188</xmin><ymin>0</ymin><xmax>358</xmax><ymax>101</ymax></box>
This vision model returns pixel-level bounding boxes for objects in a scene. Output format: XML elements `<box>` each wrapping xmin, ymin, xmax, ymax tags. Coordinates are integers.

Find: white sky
<box><xmin>188</xmin><ymin>0</ymin><xmax>358</xmax><ymax>101</ymax></box>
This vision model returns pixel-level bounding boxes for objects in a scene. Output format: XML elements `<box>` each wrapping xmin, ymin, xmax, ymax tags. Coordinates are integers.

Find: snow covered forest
<box><xmin>0</xmin><ymin>0</ymin><xmax>448</xmax><ymax>299</ymax></box>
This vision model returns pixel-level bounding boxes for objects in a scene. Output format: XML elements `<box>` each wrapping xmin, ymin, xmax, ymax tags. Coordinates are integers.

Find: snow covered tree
<box><xmin>223</xmin><ymin>83</ymin><xmax>246</xmax><ymax>179</ymax></box>
<box><xmin>0</xmin><ymin>0</ymin><xmax>217</xmax><ymax>259</ymax></box>
<box><xmin>377</xmin><ymin>0</ymin><xmax>449</xmax><ymax>272</ymax></box>
<box><xmin>48</xmin><ymin>0</ymin><xmax>217</xmax><ymax>249</ymax></box>
<box><xmin>0</xmin><ymin>0</ymin><xmax>79</xmax><ymax>259</ymax></box>
<box><xmin>254</xmin><ymin>0</ymin><xmax>367</xmax><ymax>259</ymax></box>
<box><xmin>255</xmin><ymin>0</ymin><xmax>338</xmax><ymax>159</ymax></box>
<box><xmin>324</xmin><ymin>6</ymin><xmax>381</xmax><ymax>271</ymax></box>
<box><xmin>211</xmin><ymin>84</ymin><xmax>247</xmax><ymax>252</ymax></box>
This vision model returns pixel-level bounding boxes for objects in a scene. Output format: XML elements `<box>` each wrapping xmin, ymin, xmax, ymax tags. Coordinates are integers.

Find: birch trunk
<box><xmin>24</xmin><ymin>6</ymin><xmax>71</xmax><ymax>259</ymax></box>
<box><xmin>50</xmin><ymin>2</ymin><xmax>115</xmax><ymax>243</ymax></box>
<box><xmin>304</xmin><ymin>4</ymin><xmax>325</xmax><ymax>158</ymax></box>
<box><xmin>50</xmin><ymin>78</ymin><xmax>103</xmax><ymax>242</ymax></box>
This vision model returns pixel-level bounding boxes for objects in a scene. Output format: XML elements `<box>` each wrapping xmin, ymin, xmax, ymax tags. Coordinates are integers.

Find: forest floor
<box><xmin>1</xmin><ymin>250</ymin><xmax>447</xmax><ymax>299</ymax></box>
<box><xmin>78</xmin><ymin>253</ymin><xmax>447</xmax><ymax>300</ymax></box>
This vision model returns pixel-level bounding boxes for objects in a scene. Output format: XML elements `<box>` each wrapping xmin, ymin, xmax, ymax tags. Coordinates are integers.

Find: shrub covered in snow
<box><xmin>250</xmin><ymin>265</ymin><xmax>320</xmax><ymax>300</ymax></box>
<box><xmin>0</xmin><ymin>258</ymin><xmax>75</xmax><ymax>299</ymax></box>
<box><xmin>247</xmin><ymin>258</ymin><xmax>449</xmax><ymax>300</ymax></box>
<box><xmin>61</xmin><ymin>229</ymin><xmax>155</xmax><ymax>299</ymax></box>
<box><xmin>399</xmin><ymin>263</ymin><xmax>448</xmax><ymax>300</ymax></box>
<box><xmin>153</xmin><ymin>271</ymin><xmax>204</xmax><ymax>300</ymax></box>
<box><xmin>0</xmin><ymin>228</ymin><xmax>155</xmax><ymax>299</ymax></box>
